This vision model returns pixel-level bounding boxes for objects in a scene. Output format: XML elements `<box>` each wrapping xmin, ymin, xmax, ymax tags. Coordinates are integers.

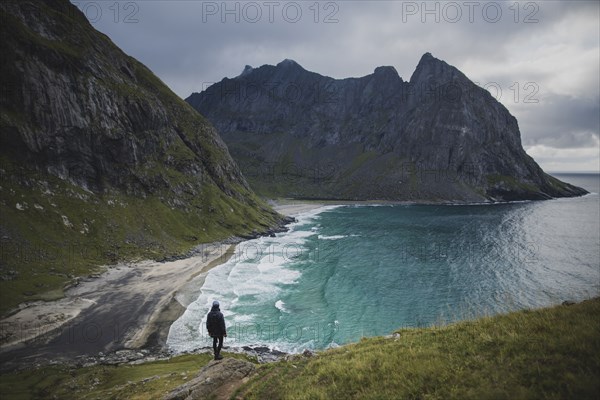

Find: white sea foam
<box><xmin>317</xmin><ymin>234</ymin><xmax>360</xmax><ymax>240</ymax></box>
<box><xmin>318</xmin><ymin>235</ymin><xmax>347</xmax><ymax>240</ymax></box>
<box><xmin>290</xmin><ymin>205</ymin><xmax>345</xmax><ymax>226</ymax></box>
<box><xmin>231</xmin><ymin>313</ymin><xmax>255</xmax><ymax>323</ymax></box>
<box><xmin>166</xmin><ymin>205</ymin><xmax>341</xmax><ymax>353</ymax></box>
<box><xmin>275</xmin><ymin>300</ymin><xmax>288</xmax><ymax>313</ymax></box>
<box><xmin>444</xmin><ymin>199</ymin><xmax>533</xmax><ymax>206</ymax></box>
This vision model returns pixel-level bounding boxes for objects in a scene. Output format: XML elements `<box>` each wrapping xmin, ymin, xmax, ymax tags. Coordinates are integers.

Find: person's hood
<box><xmin>211</xmin><ymin>304</ymin><xmax>220</xmax><ymax>312</ymax></box>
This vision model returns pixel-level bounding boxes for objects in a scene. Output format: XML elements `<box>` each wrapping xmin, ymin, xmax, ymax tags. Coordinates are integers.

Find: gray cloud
<box><xmin>79</xmin><ymin>0</ymin><xmax>599</xmax><ymax>171</ymax></box>
<box><xmin>518</xmin><ymin>94</ymin><xmax>600</xmax><ymax>148</ymax></box>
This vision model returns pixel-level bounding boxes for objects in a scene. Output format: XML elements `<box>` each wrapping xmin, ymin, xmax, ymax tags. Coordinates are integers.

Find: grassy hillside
<box><xmin>0</xmin><ymin>353</ymin><xmax>257</xmax><ymax>400</ymax></box>
<box><xmin>1</xmin><ymin>298</ymin><xmax>598</xmax><ymax>399</ymax></box>
<box><xmin>0</xmin><ymin>157</ymin><xmax>278</xmax><ymax>316</ymax></box>
<box><xmin>0</xmin><ymin>0</ymin><xmax>282</xmax><ymax>316</ymax></box>
<box><xmin>237</xmin><ymin>298</ymin><xmax>600</xmax><ymax>399</ymax></box>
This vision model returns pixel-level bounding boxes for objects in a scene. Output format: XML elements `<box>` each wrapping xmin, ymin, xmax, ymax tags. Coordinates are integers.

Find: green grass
<box><xmin>486</xmin><ymin>174</ymin><xmax>538</xmax><ymax>193</ymax></box>
<box><xmin>545</xmin><ymin>173</ymin><xmax>573</xmax><ymax>193</ymax></box>
<box><xmin>0</xmin><ymin>1</ymin><xmax>281</xmax><ymax>317</ymax></box>
<box><xmin>0</xmin><ymin>352</ymin><xmax>257</xmax><ymax>400</ymax></box>
<box><xmin>1</xmin><ymin>300</ymin><xmax>598</xmax><ymax>399</ymax></box>
<box><xmin>237</xmin><ymin>298</ymin><xmax>600</xmax><ymax>399</ymax></box>
<box><xmin>0</xmin><ymin>157</ymin><xmax>279</xmax><ymax>316</ymax></box>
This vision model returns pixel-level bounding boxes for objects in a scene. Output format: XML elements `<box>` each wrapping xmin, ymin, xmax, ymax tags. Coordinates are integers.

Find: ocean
<box><xmin>167</xmin><ymin>174</ymin><xmax>599</xmax><ymax>353</ymax></box>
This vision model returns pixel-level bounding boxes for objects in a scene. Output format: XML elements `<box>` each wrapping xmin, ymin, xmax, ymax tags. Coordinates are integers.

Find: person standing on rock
<box><xmin>206</xmin><ymin>300</ymin><xmax>227</xmax><ymax>360</ymax></box>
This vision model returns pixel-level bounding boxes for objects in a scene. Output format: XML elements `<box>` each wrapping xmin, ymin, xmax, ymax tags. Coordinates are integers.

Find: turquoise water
<box><xmin>167</xmin><ymin>174</ymin><xmax>599</xmax><ymax>353</ymax></box>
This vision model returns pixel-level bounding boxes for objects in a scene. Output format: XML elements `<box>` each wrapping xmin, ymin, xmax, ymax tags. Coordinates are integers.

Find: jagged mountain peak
<box><xmin>374</xmin><ymin>65</ymin><xmax>399</xmax><ymax>76</ymax></box>
<box><xmin>414</xmin><ymin>52</ymin><xmax>445</xmax><ymax>69</ymax></box>
<box><xmin>373</xmin><ymin>66</ymin><xmax>403</xmax><ymax>83</ymax></box>
<box><xmin>239</xmin><ymin>65</ymin><xmax>254</xmax><ymax>77</ymax></box>
<box><xmin>410</xmin><ymin>52</ymin><xmax>467</xmax><ymax>86</ymax></box>
<box><xmin>231</xmin><ymin>58</ymin><xmax>313</xmax><ymax>82</ymax></box>
<box><xmin>277</xmin><ymin>58</ymin><xmax>302</xmax><ymax>68</ymax></box>
<box><xmin>187</xmin><ymin>53</ymin><xmax>587</xmax><ymax>202</ymax></box>
<box><xmin>420</xmin><ymin>52</ymin><xmax>435</xmax><ymax>61</ymax></box>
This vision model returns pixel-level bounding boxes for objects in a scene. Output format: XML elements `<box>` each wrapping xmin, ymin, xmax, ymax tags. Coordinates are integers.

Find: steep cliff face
<box><xmin>187</xmin><ymin>54</ymin><xmax>587</xmax><ymax>201</ymax></box>
<box><xmin>1</xmin><ymin>0</ymin><xmax>252</xmax><ymax>199</ymax></box>
<box><xmin>0</xmin><ymin>0</ymin><xmax>279</xmax><ymax>314</ymax></box>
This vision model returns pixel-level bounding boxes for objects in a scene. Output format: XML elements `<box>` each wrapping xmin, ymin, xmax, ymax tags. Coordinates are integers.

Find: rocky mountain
<box><xmin>187</xmin><ymin>55</ymin><xmax>587</xmax><ymax>202</ymax></box>
<box><xmin>0</xmin><ymin>0</ymin><xmax>280</xmax><ymax>313</ymax></box>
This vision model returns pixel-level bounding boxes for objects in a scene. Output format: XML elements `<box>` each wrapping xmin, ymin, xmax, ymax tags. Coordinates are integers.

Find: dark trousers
<box><xmin>212</xmin><ymin>336</ymin><xmax>223</xmax><ymax>355</ymax></box>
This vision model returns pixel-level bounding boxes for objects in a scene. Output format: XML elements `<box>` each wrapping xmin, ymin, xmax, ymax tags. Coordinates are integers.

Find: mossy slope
<box><xmin>0</xmin><ymin>0</ymin><xmax>281</xmax><ymax>315</ymax></box>
<box><xmin>238</xmin><ymin>298</ymin><xmax>600</xmax><ymax>399</ymax></box>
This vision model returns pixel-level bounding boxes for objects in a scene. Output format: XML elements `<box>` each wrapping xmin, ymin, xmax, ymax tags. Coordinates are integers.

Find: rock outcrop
<box><xmin>163</xmin><ymin>358</ymin><xmax>255</xmax><ymax>400</ymax></box>
<box><xmin>187</xmin><ymin>54</ymin><xmax>587</xmax><ymax>202</ymax></box>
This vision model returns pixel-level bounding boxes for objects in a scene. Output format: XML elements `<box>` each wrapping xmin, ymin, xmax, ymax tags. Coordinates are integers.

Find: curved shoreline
<box><xmin>0</xmin><ymin>249</ymin><xmax>235</xmax><ymax>371</ymax></box>
<box><xmin>0</xmin><ymin>202</ymin><xmax>322</xmax><ymax>371</ymax></box>
<box><xmin>161</xmin><ymin>201</ymin><xmax>328</xmax><ymax>351</ymax></box>
<box><xmin>141</xmin><ymin>244</ymin><xmax>238</xmax><ymax>350</ymax></box>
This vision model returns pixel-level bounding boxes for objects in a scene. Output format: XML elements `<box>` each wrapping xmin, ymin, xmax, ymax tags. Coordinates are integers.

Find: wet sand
<box><xmin>0</xmin><ymin>244</ymin><xmax>235</xmax><ymax>370</ymax></box>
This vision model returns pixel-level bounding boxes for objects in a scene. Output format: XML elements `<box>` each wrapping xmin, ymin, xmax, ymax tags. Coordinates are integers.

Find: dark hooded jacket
<box><xmin>206</xmin><ymin>304</ymin><xmax>226</xmax><ymax>337</ymax></box>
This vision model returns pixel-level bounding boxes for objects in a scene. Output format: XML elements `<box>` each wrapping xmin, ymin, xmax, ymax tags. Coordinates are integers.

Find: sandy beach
<box><xmin>270</xmin><ymin>198</ymin><xmax>419</xmax><ymax>216</ymax></box>
<box><xmin>271</xmin><ymin>199</ymin><xmax>328</xmax><ymax>217</ymax></box>
<box><xmin>0</xmin><ymin>243</ymin><xmax>236</xmax><ymax>368</ymax></box>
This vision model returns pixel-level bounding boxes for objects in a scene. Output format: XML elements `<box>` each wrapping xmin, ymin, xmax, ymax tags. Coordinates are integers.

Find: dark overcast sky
<box><xmin>75</xmin><ymin>0</ymin><xmax>599</xmax><ymax>172</ymax></box>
